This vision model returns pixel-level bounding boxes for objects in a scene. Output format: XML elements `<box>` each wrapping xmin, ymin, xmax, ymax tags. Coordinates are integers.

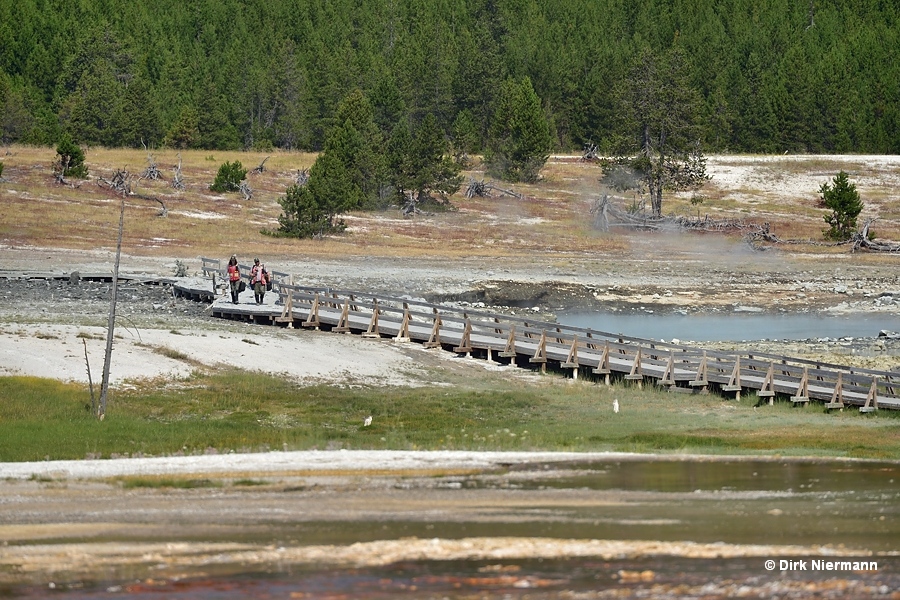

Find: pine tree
<box><xmin>274</xmin><ymin>152</ymin><xmax>352</xmax><ymax>238</ymax></box>
<box><xmin>411</xmin><ymin>113</ymin><xmax>462</xmax><ymax>201</ymax></box>
<box><xmin>485</xmin><ymin>77</ymin><xmax>552</xmax><ymax>183</ymax></box>
<box><xmin>329</xmin><ymin>89</ymin><xmax>385</xmax><ymax>207</ymax></box>
<box><xmin>821</xmin><ymin>171</ymin><xmax>863</xmax><ymax>241</ymax></box>
<box><xmin>450</xmin><ymin>109</ymin><xmax>479</xmax><ymax>162</ymax></box>
<box><xmin>387</xmin><ymin>119</ymin><xmax>415</xmax><ymax>201</ymax></box>
<box><xmin>196</xmin><ymin>82</ymin><xmax>240</xmax><ymax>150</ymax></box>
<box><xmin>607</xmin><ymin>46</ymin><xmax>708</xmax><ymax>217</ymax></box>
<box><xmin>163</xmin><ymin>107</ymin><xmax>200</xmax><ymax>150</ymax></box>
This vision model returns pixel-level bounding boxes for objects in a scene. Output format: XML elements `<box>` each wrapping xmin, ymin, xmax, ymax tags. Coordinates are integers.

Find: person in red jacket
<box><xmin>250</xmin><ymin>258</ymin><xmax>268</xmax><ymax>305</ymax></box>
<box><xmin>227</xmin><ymin>255</ymin><xmax>241</xmax><ymax>304</ymax></box>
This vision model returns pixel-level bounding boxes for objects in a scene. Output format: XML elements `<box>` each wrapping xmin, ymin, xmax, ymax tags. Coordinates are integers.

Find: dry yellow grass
<box><xmin>1</xmin><ymin>146</ymin><xmax>897</xmax><ymax>263</ymax></box>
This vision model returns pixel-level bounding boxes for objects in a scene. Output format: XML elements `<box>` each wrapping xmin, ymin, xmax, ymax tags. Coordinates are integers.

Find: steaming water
<box><xmin>558</xmin><ymin>310</ymin><xmax>900</xmax><ymax>342</ymax></box>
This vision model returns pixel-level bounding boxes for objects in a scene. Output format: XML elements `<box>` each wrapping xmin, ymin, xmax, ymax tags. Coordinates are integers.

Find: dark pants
<box><xmin>254</xmin><ymin>282</ymin><xmax>265</xmax><ymax>305</ymax></box>
<box><xmin>230</xmin><ymin>280</ymin><xmax>240</xmax><ymax>303</ymax></box>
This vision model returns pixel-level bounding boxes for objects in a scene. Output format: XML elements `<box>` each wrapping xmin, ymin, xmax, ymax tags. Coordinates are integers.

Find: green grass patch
<box><xmin>233</xmin><ymin>478</ymin><xmax>268</xmax><ymax>487</ymax></box>
<box><xmin>1</xmin><ymin>372</ymin><xmax>899</xmax><ymax>462</ymax></box>
<box><xmin>152</xmin><ymin>346</ymin><xmax>190</xmax><ymax>361</ymax></box>
<box><xmin>117</xmin><ymin>476</ymin><xmax>220</xmax><ymax>489</ymax></box>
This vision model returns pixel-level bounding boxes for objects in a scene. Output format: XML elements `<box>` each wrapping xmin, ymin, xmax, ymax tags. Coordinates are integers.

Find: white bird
<box><xmin>613</xmin><ymin>399</ymin><xmax>619</xmax><ymax>413</ymax></box>
<box><xmin>364</xmin><ymin>415</ymin><xmax>373</xmax><ymax>427</ymax></box>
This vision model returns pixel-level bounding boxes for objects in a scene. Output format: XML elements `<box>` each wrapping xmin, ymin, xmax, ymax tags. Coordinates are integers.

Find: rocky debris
<box><xmin>427</xmin><ymin>280</ymin><xmax>615</xmax><ymax>312</ymax></box>
<box><xmin>1</xmin><ymin>277</ymin><xmax>212</xmax><ymax>327</ymax></box>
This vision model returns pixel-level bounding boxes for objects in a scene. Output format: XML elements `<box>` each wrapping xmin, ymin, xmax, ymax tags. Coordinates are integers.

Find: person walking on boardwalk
<box><xmin>250</xmin><ymin>258</ymin><xmax>268</xmax><ymax>305</ymax></box>
<box><xmin>227</xmin><ymin>255</ymin><xmax>241</xmax><ymax>304</ymax></box>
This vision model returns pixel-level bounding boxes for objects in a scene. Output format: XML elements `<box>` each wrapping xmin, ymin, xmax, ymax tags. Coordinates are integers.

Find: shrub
<box><xmin>55</xmin><ymin>133</ymin><xmax>89</xmax><ymax>178</ymax></box>
<box><xmin>209</xmin><ymin>160</ymin><xmax>247</xmax><ymax>192</ymax></box>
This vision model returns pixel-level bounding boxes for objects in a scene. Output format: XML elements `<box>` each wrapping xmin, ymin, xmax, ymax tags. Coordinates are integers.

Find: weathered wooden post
<box><xmin>98</xmin><ymin>198</ymin><xmax>125</xmax><ymax>420</ymax></box>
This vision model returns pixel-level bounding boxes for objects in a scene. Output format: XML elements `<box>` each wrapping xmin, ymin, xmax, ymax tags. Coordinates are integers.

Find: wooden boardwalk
<box><xmin>192</xmin><ymin>259</ymin><xmax>900</xmax><ymax>412</ymax></box>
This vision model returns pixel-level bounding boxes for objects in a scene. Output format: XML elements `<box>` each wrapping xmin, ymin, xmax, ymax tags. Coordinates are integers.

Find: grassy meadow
<box><xmin>1</xmin><ymin>371</ymin><xmax>898</xmax><ymax>463</ymax></box>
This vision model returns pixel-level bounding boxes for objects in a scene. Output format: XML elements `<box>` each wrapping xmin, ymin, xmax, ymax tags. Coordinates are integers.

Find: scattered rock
<box><xmin>733</xmin><ymin>305</ymin><xmax>764</xmax><ymax>313</ymax></box>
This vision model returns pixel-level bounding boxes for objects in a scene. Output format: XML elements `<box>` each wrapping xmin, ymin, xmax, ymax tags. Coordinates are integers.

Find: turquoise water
<box><xmin>558</xmin><ymin>311</ymin><xmax>900</xmax><ymax>342</ymax></box>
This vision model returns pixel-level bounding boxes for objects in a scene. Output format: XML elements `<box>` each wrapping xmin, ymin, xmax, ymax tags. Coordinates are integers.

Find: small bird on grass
<box><xmin>613</xmin><ymin>399</ymin><xmax>619</xmax><ymax>413</ymax></box>
<box><xmin>364</xmin><ymin>415</ymin><xmax>373</xmax><ymax>427</ymax></box>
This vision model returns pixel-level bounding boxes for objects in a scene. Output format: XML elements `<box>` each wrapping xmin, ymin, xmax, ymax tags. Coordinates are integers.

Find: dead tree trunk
<box><xmin>141</xmin><ymin>142</ymin><xmax>162</xmax><ymax>180</ymax></box>
<box><xmin>464</xmin><ymin>177</ymin><xmax>523</xmax><ymax>200</ymax></box>
<box><xmin>98</xmin><ymin>199</ymin><xmax>125</xmax><ymax>420</ymax></box>
<box><xmin>52</xmin><ymin>156</ymin><xmax>72</xmax><ymax>186</ymax></box>
<box><xmin>133</xmin><ymin>192</ymin><xmax>168</xmax><ymax>217</ymax></box>
<box><xmin>239</xmin><ymin>180</ymin><xmax>252</xmax><ymax>201</ymax></box>
<box><xmin>83</xmin><ymin>339</ymin><xmax>95</xmax><ymax>414</ymax></box>
<box><xmin>590</xmin><ymin>194</ymin><xmax>610</xmax><ymax>231</ymax></box>
<box><xmin>172</xmin><ymin>154</ymin><xmax>185</xmax><ymax>190</ymax></box>
<box><xmin>98</xmin><ymin>169</ymin><xmax>132</xmax><ymax>195</ymax></box>
<box><xmin>465</xmin><ymin>178</ymin><xmax>489</xmax><ymax>199</ymax></box>
<box><xmin>851</xmin><ymin>219</ymin><xmax>900</xmax><ymax>252</ymax></box>
<box><xmin>251</xmin><ymin>156</ymin><xmax>270</xmax><ymax>174</ymax></box>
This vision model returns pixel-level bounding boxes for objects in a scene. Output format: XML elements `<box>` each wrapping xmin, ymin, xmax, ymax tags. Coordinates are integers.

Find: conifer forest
<box><xmin>1</xmin><ymin>0</ymin><xmax>897</xmax><ymax>154</ymax></box>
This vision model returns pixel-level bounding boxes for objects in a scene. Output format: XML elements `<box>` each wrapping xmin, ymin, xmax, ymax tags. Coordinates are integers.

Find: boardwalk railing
<box><xmin>201</xmin><ymin>274</ymin><xmax>899</xmax><ymax>412</ymax></box>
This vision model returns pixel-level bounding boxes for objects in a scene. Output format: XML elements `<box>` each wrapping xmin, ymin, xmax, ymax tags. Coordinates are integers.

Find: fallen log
<box><xmin>464</xmin><ymin>178</ymin><xmax>523</xmax><ymax>200</ymax></box>
<box><xmin>851</xmin><ymin>220</ymin><xmax>900</xmax><ymax>252</ymax></box>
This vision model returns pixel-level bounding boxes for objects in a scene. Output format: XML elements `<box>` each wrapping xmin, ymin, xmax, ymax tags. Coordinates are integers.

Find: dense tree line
<box><xmin>1</xmin><ymin>0</ymin><xmax>898</xmax><ymax>154</ymax></box>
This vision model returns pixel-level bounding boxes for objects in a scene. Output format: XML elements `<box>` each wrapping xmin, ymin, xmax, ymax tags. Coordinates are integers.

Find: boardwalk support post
<box><xmin>658</xmin><ymin>351</ymin><xmax>676</xmax><ymax>387</ymax></box>
<box><xmin>424</xmin><ymin>311</ymin><xmax>443</xmax><ymax>349</ymax></box>
<box><xmin>860</xmin><ymin>377</ymin><xmax>879</xmax><ymax>413</ymax></box>
<box><xmin>562</xmin><ymin>335</ymin><xmax>579</xmax><ymax>380</ymax></box>
<box><xmin>302</xmin><ymin>294</ymin><xmax>321</xmax><ymax>329</ymax></box>
<box><xmin>826</xmin><ymin>372</ymin><xmax>845</xmax><ymax>410</ymax></box>
<box><xmin>790</xmin><ymin>366</ymin><xmax>810</xmax><ymax>405</ymax></box>
<box><xmin>333</xmin><ymin>298</ymin><xmax>351</xmax><ymax>333</ymax></box>
<box><xmin>625</xmin><ymin>347</ymin><xmax>643</xmax><ymax>388</ymax></box>
<box><xmin>453</xmin><ymin>318</ymin><xmax>474</xmax><ymax>356</ymax></box>
<box><xmin>394</xmin><ymin>304</ymin><xmax>411</xmax><ymax>342</ymax></box>
<box><xmin>592</xmin><ymin>342</ymin><xmax>611</xmax><ymax>385</ymax></box>
<box><xmin>499</xmin><ymin>325</ymin><xmax>518</xmax><ymax>367</ymax></box>
<box><xmin>362</xmin><ymin>299</ymin><xmax>381</xmax><ymax>338</ymax></box>
<box><xmin>689</xmin><ymin>350</ymin><xmax>709</xmax><ymax>392</ymax></box>
<box><xmin>275</xmin><ymin>289</ymin><xmax>294</xmax><ymax>328</ymax></box>
<box><xmin>757</xmin><ymin>361</ymin><xmax>776</xmax><ymax>405</ymax></box>
<box><xmin>723</xmin><ymin>356</ymin><xmax>742</xmax><ymax>400</ymax></box>
<box><xmin>529</xmin><ymin>330</ymin><xmax>548</xmax><ymax>373</ymax></box>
